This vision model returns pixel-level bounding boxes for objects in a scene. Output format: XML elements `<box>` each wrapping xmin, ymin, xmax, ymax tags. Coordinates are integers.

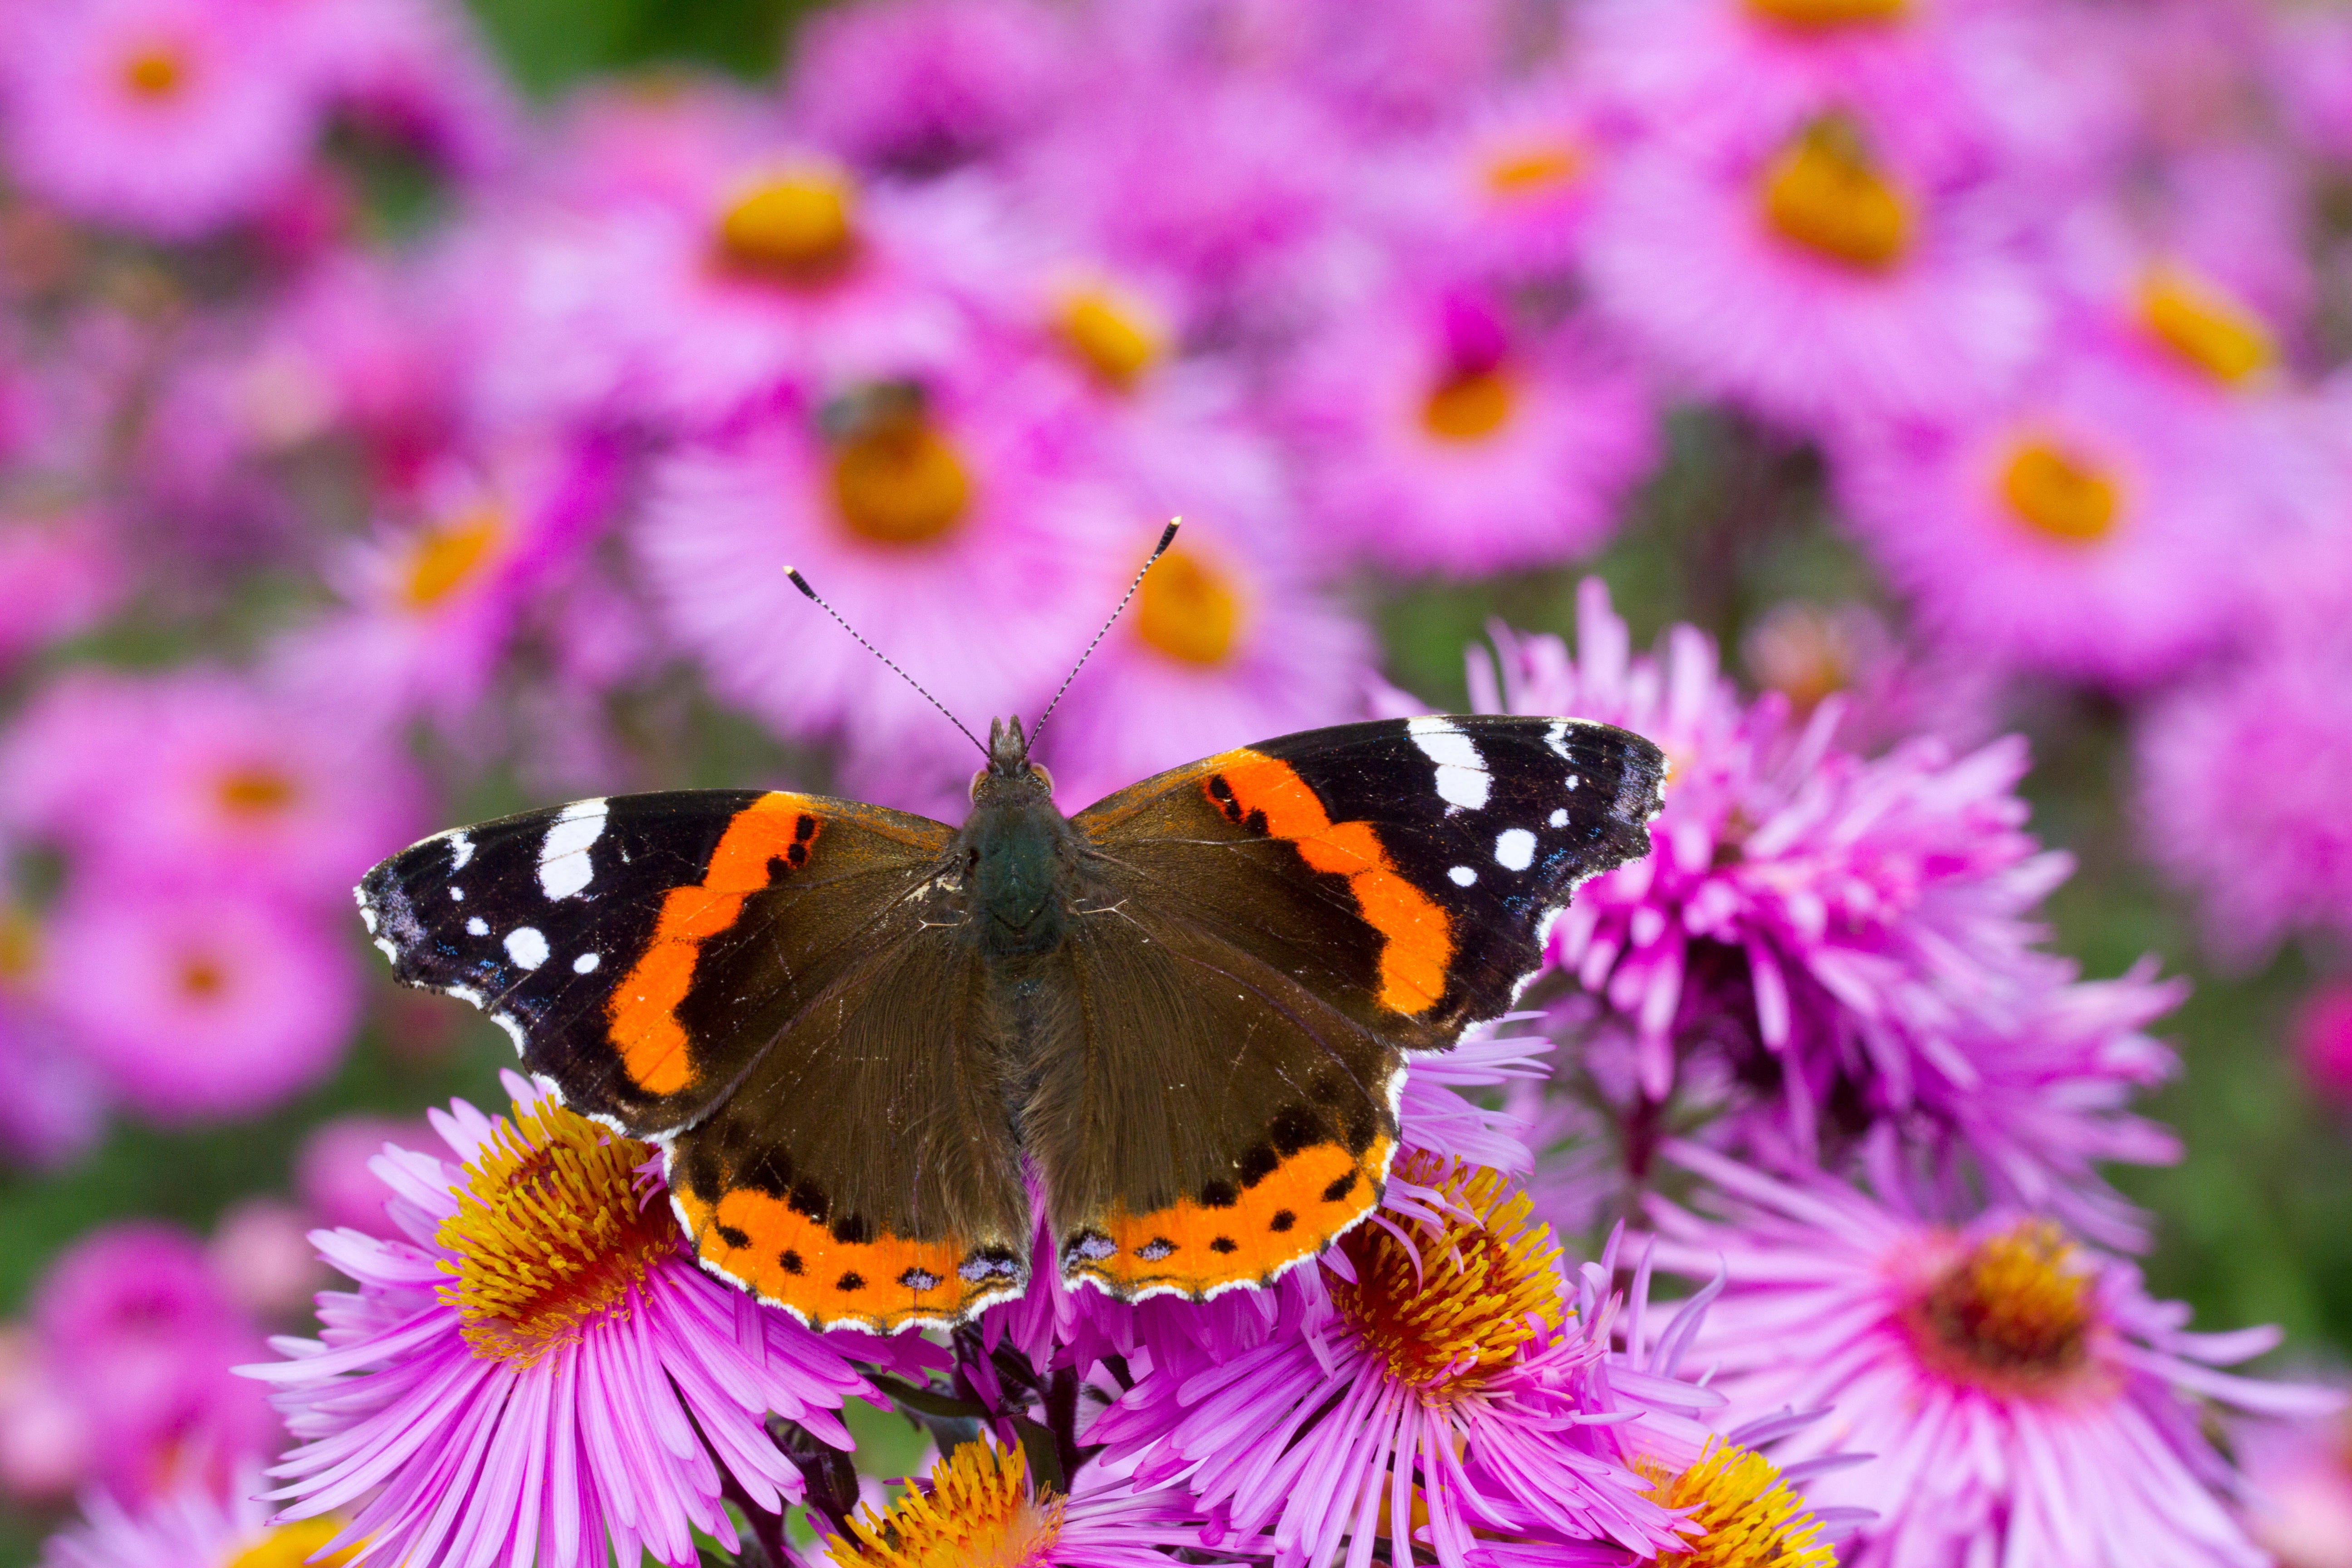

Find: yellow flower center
<box><xmin>216</xmin><ymin>768</ymin><xmax>299</xmax><ymax>818</ymax></box>
<box><xmin>1998</xmin><ymin>440</ymin><xmax>2119</xmax><ymax>545</ymax></box>
<box><xmin>1135</xmin><ymin>546</ymin><xmax>1241</xmax><ymax>666</ymax></box>
<box><xmin>830</xmin><ymin>406</ymin><xmax>974</xmax><ymax>547</ymax></box>
<box><xmin>401</xmin><ymin>509</ymin><xmax>503</xmax><ymax>609</ymax></box>
<box><xmin>717</xmin><ymin>172</ymin><xmax>860</xmax><ymax>287</ymax></box>
<box><xmin>178</xmin><ymin>957</ymin><xmax>227</xmax><ymax>999</ymax></box>
<box><xmin>836</xmin><ymin>1440</ymin><xmax>1067</xmax><ymax>1568</ymax></box>
<box><xmin>122</xmin><ymin>45</ymin><xmax>186</xmax><ymax>100</ymax></box>
<box><xmin>1328</xmin><ymin>1156</ymin><xmax>1563</xmax><ymax>1394</ymax></box>
<box><xmin>2137</xmin><ymin>265</ymin><xmax>2275</xmax><ymax>386</ymax></box>
<box><xmin>1745</xmin><ymin>0</ymin><xmax>1907</xmax><ymax>29</ymax></box>
<box><xmin>1054</xmin><ymin>284</ymin><xmax>1166</xmax><ymax>392</ymax></box>
<box><xmin>1483</xmin><ymin>141</ymin><xmax>1584</xmax><ymax>197</ymax></box>
<box><xmin>435</xmin><ymin>1100</ymin><xmax>678</xmax><ymax>1366</ymax></box>
<box><xmin>1644</xmin><ymin>1444</ymin><xmax>1837</xmax><ymax>1568</ymax></box>
<box><xmin>1744</xmin><ymin>604</ymin><xmax>1853</xmax><ymax>714</ymax></box>
<box><xmin>1904</xmin><ymin>1220</ymin><xmax>2097</xmax><ymax>1394</ymax></box>
<box><xmin>1761</xmin><ymin>118</ymin><xmax>1912</xmax><ymax>271</ymax></box>
<box><xmin>0</xmin><ymin>909</ymin><xmax>42</xmax><ymax>986</ymax></box>
<box><xmin>1422</xmin><ymin>366</ymin><xmax>1517</xmax><ymax>443</ymax></box>
<box><xmin>223</xmin><ymin>1519</ymin><xmax>362</xmax><ymax>1568</ymax></box>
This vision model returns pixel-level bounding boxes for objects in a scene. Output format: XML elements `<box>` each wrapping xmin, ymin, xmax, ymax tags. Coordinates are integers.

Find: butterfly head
<box><xmin>973</xmin><ymin>715</ymin><xmax>1054</xmax><ymax>804</ymax></box>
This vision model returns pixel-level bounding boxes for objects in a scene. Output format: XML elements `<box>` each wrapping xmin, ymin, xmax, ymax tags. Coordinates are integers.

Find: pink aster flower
<box><xmin>31</xmin><ymin>1222</ymin><xmax>278</xmax><ymax>1504</ymax></box>
<box><xmin>788</xmin><ymin>0</ymin><xmax>1074</xmax><ymax>174</ymax></box>
<box><xmin>40</xmin><ymin>1465</ymin><xmax>358</xmax><ymax>1568</ymax></box>
<box><xmin>1286</xmin><ymin>279</ymin><xmax>1656</xmax><ymax>577</ymax></box>
<box><xmin>1419</xmin><ymin>580</ymin><xmax>2180</xmax><ymax>1245</ymax></box>
<box><xmin>1648</xmin><ymin>1142</ymin><xmax>2342</xmax><ymax>1568</ymax></box>
<box><xmin>1358</xmin><ymin>78</ymin><xmax>1604</xmax><ymax>281</ymax></box>
<box><xmin>2236</xmin><ymin>1402</ymin><xmax>2352</xmax><ymax>1568</ymax></box>
<box><xmin>246</xmin><ymin>1074</ymin><xmax>889</xmax><ymax>1568</ymax></box>
<box><xmin>39</xmin><ymin>879</ymin><xmax>360</xmax><ymax>1122</ymax></box>
<box><xmin>296</xmin><ymin>1114</ymin><xmax>437</xmax><ymax>1235</ymax></box>
<box><xmin>0</xmin><ymin>503</ymin><xmax>122</xmax><ymax>667</ymax></box>
<box><xmin>0</xmin><ymin>667</ymin><xmax>424</xmax><ymax>910</ymax></box>
<box><xmin>266</xmin><ymin>0</ymin><xmax>517</xmax><ymax>181</ymax></box>
<box><xmin>2293</xmin><ymin>984</ymin><xmax>2352</xmax><ymax>1113</ymax></box>
<box><xmin>1</xmin><ymin>0</ymin><xmax>317</xmax><ymax>239</ymax></box>
<box><xmin>636</xmin><ymin>368</ymin><xmax>1128</xmax><ymax>812</ymax></box>
<box><xmin>1583</xmin><ymin>104</ymin><xmax>2046</xmax><ymax>433</ymax></box>
<box><xmin>1091</xmin><ymin>1156</ymin><xmax>1697</xmax><ymax>1568</ymax></box>
<box><xmin>1833</xmin><ymin>343</ymin><xmax>2254</xmax><ymax>687</ymax></box>
<box><xmin>1033</xmin><ymin>420</ymin><xmax>1377</xmax><ymax>808</ymax></box>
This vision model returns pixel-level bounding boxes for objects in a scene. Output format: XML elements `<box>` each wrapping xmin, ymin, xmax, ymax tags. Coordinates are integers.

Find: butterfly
<box><xmin>357</xmin><ymin>540</ymin><xmax>1666</xmax><ymax>1334</ymax></box>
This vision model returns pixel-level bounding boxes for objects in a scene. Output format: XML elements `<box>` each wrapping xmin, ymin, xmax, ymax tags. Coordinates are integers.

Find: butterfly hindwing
<box><xmin>1041</xmin><ymin>715</ymin><xmax>1664</xmax><ymax>1300</ymax></box>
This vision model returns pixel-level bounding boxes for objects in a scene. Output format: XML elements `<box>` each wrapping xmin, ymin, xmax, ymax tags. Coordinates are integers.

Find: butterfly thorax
<box><xmin>963</xmin><ymin>717</ymin><xmax>1080</xmax><ymax>959</ymax></box>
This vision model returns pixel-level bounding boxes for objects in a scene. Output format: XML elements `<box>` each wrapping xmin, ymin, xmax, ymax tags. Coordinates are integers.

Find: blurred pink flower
<box><xmin>2293</xmin><ymin>985</ymin><xmax>2352</xmax><ymax>1112</ymax></box>
<box><xmin>637</xmin><ymin>372</ymin><xmax>1127</xmax><ymax>810</ymax></box>
<box><xmin>0</xmin><ymin>503</ymin><xmax>121</xmax><ymax>667</ymax></box>
<box><xmin>295</xmin><ymin>1115</ymin><xmax>436</xmax><ymax>1235</ymax></box>
<box><xmin>1357</xmin><ymin>78</ymin><xmax>1604</xmax><ymax>281</ymax></box>
<box><xmin>32</xmin><ymin>1222</ymin><xmax>279</xmax><ymax>1504</ymax></box>
<box><xmin>206</xmin><ymin>1200</ymin><xmax>330</xmax><ymax>1323</ymax></box>
<box><xmin>1287</xmin><ymin>281</ymin><xmax>1656</xmax><ymax>576</ymax></box>
<box><xmin>0</xmin><ymin>667</ymin><xmax>425</xmax><ymax>909</ymax></box>
<box><xmin>789</xmin><ymin>0</ymin><xmax>1073</xmax><ymax>173</ymax></box>
<box><xmin>1</xmin><ymin>0</ymin><xmax>316</xmax><ymax>239</ymax></box>
<box><xmin>40</xmin><ymin>882</ymin><xmax>359</xmax><ymax>1122</ymax></box>
<box><xmin>1835</xmin><ymin>344</ymin><xmax>2249</xmax><ymax>686</ymax></box>
<box><xmin>1584</xmin><ymin>106</ymin><xmax>2046</xmax><ymax>432</ymax></box>
<box><xmin>39</xmin><ymin>1464</ymin><xmax>348</xmax><ymax>1568</ymax></box>
<box><xmin>263</xmin><ymin>0</ymin><xmax>516</xmax><ymax>180</ymax></box>
<box><xmin>1650</xmin><ymin>1144</ymin><xmax>2341</xmax><ymax>1568</ymax></box>
<box><xmin>2237</xmin><ymin>1404</ymin><xmax>2352</xmax><ymax>1568</ymax></box>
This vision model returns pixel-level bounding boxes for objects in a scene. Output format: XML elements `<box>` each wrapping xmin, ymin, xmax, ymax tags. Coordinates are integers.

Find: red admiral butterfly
<box><xmin>357</xmin><ymin>527</ymin><xmax>1666</xmax><ymax>1333</ymax></box>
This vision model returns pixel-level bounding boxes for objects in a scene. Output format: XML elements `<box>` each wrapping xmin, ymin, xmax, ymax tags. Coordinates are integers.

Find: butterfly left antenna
<box><xmin>783</xmin><ymin>566</ymin><xmax>990</xmax><ymax>758</ymax></box>
<box><xmin>1027</xmin><ymin>518</ymin><xmax>1180</xmax><ymax>752</ymax></box>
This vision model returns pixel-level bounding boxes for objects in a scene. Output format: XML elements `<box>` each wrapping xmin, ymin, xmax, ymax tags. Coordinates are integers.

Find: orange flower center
<box><xmin>1483</xmin><ymin>140</ymin><xmax>1584</xmax><ymax>197</ymax></box>
<box><xmin>401</xmin><ymin>509</ymin><xmax>503</xmax><ymax>608</ymax></box>
<box><xmin>178</xmin><ymin>957</ymin><xmax>227</xmax><ymax>999</ymax></box>
<box><xmin>1903</xmin><ymin>1220</ymin><xmax>2097</xmax><ymax>1394</ymax></box>
<box><xmin>1328</xmin><ymin>1156</ymin><xmax>1563</xmax><ymax>1396</ymax></box>
<box><xmin>0</xmin><ymin>909</ymin><xmax>42</xmax><ymax>986</ymax></box>
<box><xmin>829</xmin><ymin>406</ymin><xmax>974</xmax><ymax>547</ymax></box>
<box><xmin>216</xmin><ymin>768</ymin><xmax>298</xmax><ymax>817</ymax></box>
<box><xmin>2138</xmin><ymin>265</ymin><xmax>2275</xmax><ymax>386</ymax></box>
<box><xmin>1135</xmin><ymin>546</ymin><xmax>1241</xmax><ymax>666</ymax></box>
<box><xmin>223</xmin><ymin>1519</ymin><xmax>362</xmax><ymax>1568</ymax></box>
<box><xmin>1746</xmin><ymin>0</ymin><xmax>1907</xmax><ymax>28</ymax></box>
<box><xmin>717</xmin><ymin>172</ymin><xmax>860</xmax><ymax>288</ymax></box>
<box><xmin>436</xmin><ymin>1101</ymin><xmax>678</xmax><ymax>1365</ymax></box>
<box><xmin>1999</xmin><ymin>440</ymin><xmax>2119</xmax><ymax>544</ymax></box>
<box><xmin>1054</xmin><ymin>284</ymin><xmax>1166</xmax><ymax>392</ymax></box>
<box><xmin>1422</xmin><ymin>365</ymin><xmax>1517</xmax><ymax>443</ymax></box>
<box><xmin>1761</xmin><ymin>118</ymin><xmax>1912</xmax><ymax>271</ymax></box>
<box><xmin>836</xmin><ymin>1440</ymin><xmax>1066</xmax><ymax>1568</ymax></box>
<box><xmin>121</xmin><ymin>45</ymin><xmax>186</xmax><ymax>100</ymax></box>
<box><xmin>1644</xmin><ymin>1443</ymin><xmax>1838</xmax><ymax>1568</ymax></box>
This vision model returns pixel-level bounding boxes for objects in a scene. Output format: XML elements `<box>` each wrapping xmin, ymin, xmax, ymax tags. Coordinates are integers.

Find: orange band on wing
<box><xmin>674</xmin><ymin>1178</ymin><xmax>1019</xmax><ymax>1333</ymax></box>
<box><xmin>1209</xmin><ymin>753</ymin><xmax>1452</xmax><ymax>1014</ymax></box>
<box><xmin>1065</xmin><ymin>1136</ymin><xmax>1392</xmax><ymax>1300</ymax></box>
<box><xmin>608</xmin><ymin>794</ymin><xmax>821</xmax><ymax>1096</ymax></box>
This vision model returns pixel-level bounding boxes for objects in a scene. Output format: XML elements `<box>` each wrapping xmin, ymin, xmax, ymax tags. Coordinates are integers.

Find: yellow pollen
<box><xmin>830</xmin><ymin>406</ymin><xmax>974</xmax><ymax>547</ymax></box>
<box><xmin>1135</xmin><ymin>546</ymin><xmax>1241</xmax><ymax>666</ymax></box>
<box><xmin>223</xmin><ymin>1519</ymin><xmax>362</xmax><ymax>1568</ymax></box>
<box><xmin>1422</xmin><ymin>366</ymin><xmax>1517</xmax><ymax>443</ymax></box>
<box><xmin>1761</xmin><ymin>118</ymin><xmax>1912</xmax><ymax>271</ymax></box>
<box><xmin>718</xmin><ymin>172</ymin><xmax>860</xmax><ymax>287</ymax></box>
<box><xmin>1644</xmin><ymin>1444</ymin><xmax>1837</xmax><ymax>1568</ymax></box>
<box><xmin>0</xmin><ymin>909</ymin><xmax>41</xmax><ymax>986</ymax></box>
<box><xmin>401</xmin><ymin>509</ymin><xmax>503</xmax><ymax>609</ymax></box>
<box><xmin>2137</xmin><ymin>266</ymin><xmax>2275</xmax><ymax>386</ymax></box>
<box><xmin>1904</xmin><ymin>1220</ymin><xmax>2097</xmax><ymax>1394</ymax></box>
<box><xmin>836</xmin><ymin>1440</ymin><xmax>1067</xmax><ymax>1568</ymax></box>
<box><xmin>216</xmin><ymin>768</ymin><xmax>298</xmax><ymax>817</ymax></box>
<box><xmin>179</xmin><ymin>958</ymin><xmax>227</xmax><ymax>999</ymax></box>
<box><xmin>1055</xmin><ymin>285</ymin><xmax>1166</xmax><ymax>391</ymax></box>
<box><xmin>1328</xmin><ymin>1156</ymin><xmax>1563</xmax><ymax>1393</ymax></box>
<box><xmin>122</xmin><ymin>45</ymin><xmax>186</xmax><ymax>100</ymax></box>
<box><xmin>1745</xmin><ymin>0</ymin><xmax>1907</xmax><ymax>29</ymax></box>
<box><xmin>1999</xmin><ymin>440</ymin><xmax>2119</xmax><ymax>545</ymax></box>
<box><xmin>435</xmin><ymin>1100</ymin><xmax>677</xmax><ymax>1366</ymax></box>
<box><xmin>1483</xmin><ymin>141</ymin><xmax>1584</xmax><ymax>197</ymax></box>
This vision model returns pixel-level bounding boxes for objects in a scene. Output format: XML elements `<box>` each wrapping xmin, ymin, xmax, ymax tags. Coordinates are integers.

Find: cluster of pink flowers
<box><xmin>0</xmin><ymin>0</ymin><xmax>2345</xmax><ymax>1565</ymax></box>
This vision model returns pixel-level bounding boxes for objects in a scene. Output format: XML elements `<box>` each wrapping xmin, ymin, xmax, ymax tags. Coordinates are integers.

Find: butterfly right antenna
<box><xmin>783</xmin><ymin>565</ymin><xmax>989</xmax><ymax>759</ymax></box>
<box><xmin>1027</xmin><ymin>519</ymin><xmax>1179</xmax><ymax>751</ymax></box>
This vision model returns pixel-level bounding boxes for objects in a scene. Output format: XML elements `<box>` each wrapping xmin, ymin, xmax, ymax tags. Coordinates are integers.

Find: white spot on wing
<box><xmin>505</xmin><ymin>926</ymin><xmax>550</xmax><ymax>970</ymax></box>
<box><xmin>1494</xmin><ymin>828</ymin><xmax>1536</xmax><ymax>871</ymax></box>
<box><xmin>449</xmin><ymin>887</ymin><xmax>464</xmax><ymax>902</ymax></box>
<box><xmin>538</xmin><ymin>799</ymin><xmax>608</xmax><ymax>901</ymax></box>
<box><xmin>1448</xmin><ymin>866</ymin><xmax>1477</xmax><ymax>887</ymax></box>
<box><xmin>1406</xmin><ymin>716</ymin><xmax>1490</xmax><ymax>811</ymax></box>
<box><xmin>1545</xmin><ymin>720</ymin><xmax>1576</xmax><ymax>759</ymax></box>
<box><xmin>1548</xmin><ymin>808</ymin><xmax>1568</xmax><ymax>827</ymax></box>
<box><xmin>359</xmin><ymin>906</ymin><xmax>378</xmax><ymax>934</ymax></box>
<box><xmin>446</xmin><ymin>831</ymin><xmax>475</xmax><ymax>871</ymax></box>
<box><xmin>466</xmin><ymin>916</ymin><xmax>489</xmax><ymax>936</ymax></box>
<box><xmin>372</xmin><ymin>937</ymin><xmax>398</xmax><ymax>965</ymax></box>
<box><xmin>573</xmin><ymin>951</ymin><xmax>600</xmax><ymax>974</ymax></box>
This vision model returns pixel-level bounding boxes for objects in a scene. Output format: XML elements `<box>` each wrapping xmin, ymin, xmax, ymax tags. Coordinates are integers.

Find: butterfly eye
<box><xmin>1030</xmin><ymin>763</ymin><xmax>1054</xmax><ymax>793</ymax></box>
<box><xmin>969</xmin><ymin>769</ymin><xmax>989</xmax><ymax>803</ymax></box>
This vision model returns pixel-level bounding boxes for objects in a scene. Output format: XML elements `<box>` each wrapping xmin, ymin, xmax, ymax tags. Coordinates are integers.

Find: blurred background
<box><xmin>0</xmin><ymin>0</ymin><xmax>2349</xmax><ymax>1559</ymax></box>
